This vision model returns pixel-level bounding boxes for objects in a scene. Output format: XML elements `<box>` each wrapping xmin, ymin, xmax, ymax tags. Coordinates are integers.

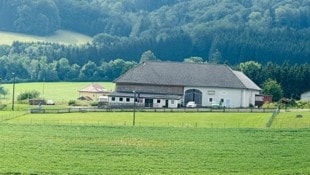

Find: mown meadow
<box><xmin>0</xmin><ymin>82</ymin><xmax>309</xmax><ymax>174</ymax></box>
<box><xmin>0</xmin><ymin>30</ymin><xmax>92</xmax><ymax>45</ymax></box>
<box><xmin>2</xmin><ymin>82</ymin><xmax>115</xmax><ymax>107</ymax></box>
<box><xmin>0</xmin><ymin>123</ymin><xmax>309</xmax><ymax>174</ymax></box>
<box><xmin>6</xmin><ymin>112</ymin><xmax>271</xmax><ymax>128</ymax></box>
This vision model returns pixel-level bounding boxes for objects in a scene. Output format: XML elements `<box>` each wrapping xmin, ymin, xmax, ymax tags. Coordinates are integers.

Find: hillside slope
<box><xmin>0</xmin><ymin>30</ymin><xmax>92</xmax><ymax>45</ymax></box>
<box><xmin>0</xmin><ymin>0</ymin><xmax>309</xmax><ymax>64</ymax></box>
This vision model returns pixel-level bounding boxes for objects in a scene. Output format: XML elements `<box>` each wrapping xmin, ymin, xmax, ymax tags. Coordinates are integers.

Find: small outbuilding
<box><xmin>78</xmin><ymin>84</ymin><xmax>110</xmax><ymax>101</ymax></box>
<box><xmin>29</xmin><ymin>99</ymin><xmax>46</xmax><ymax>105</ymax></box>
<box><xmin>301</xmin><ymin>91</ymin><xmax>310</xmax><ymax>101</ymax></box>
<box><xmin>255</xmin><ymin>94</ymin><xmax>272</xmax><ymax>107</ymax></box>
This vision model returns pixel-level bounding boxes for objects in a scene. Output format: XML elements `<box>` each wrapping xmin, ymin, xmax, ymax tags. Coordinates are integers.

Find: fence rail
<box><xmin>29</xmin><ymin>107</ymin><xmax>276</xmax><ymax>114</ymax></box>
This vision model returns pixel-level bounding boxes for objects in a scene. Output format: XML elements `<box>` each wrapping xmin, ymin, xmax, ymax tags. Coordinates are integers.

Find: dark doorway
<box><xmin>184</xmin><ymin>89</ymin><xmax>203</xmax><ymax>106</ymax></box>
<box><xmin>145</xmin><ymin>98</ymin><xmax>153</xmax><ymax>107</ymax></box>
<box><xmin>165</xmin><ymin>100</ymin><xmax>169</xmax><ymax>108</ymax></box>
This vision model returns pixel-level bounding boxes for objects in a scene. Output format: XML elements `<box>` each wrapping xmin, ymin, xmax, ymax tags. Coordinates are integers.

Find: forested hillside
<box><xmin>0</xmin><ymin>0</ymin><xmax>309</xmax><ymax>64</ymax></box>
<box><xmin>0</xmin><ymin>0</ymin><xmax>309</xmax><ymax>99</ymax></box>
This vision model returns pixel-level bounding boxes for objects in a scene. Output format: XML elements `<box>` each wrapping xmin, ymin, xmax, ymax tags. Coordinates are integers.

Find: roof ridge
<box><xmin>114</xmin><ymin>61</ymin><xmax>260</xmax><ymax>90</ymax></box>
<box><xmin>113</xmin><ymin>62</ymin><xmax>141</xmax><ymax>83</ymax></box>
<box><xmin>143</xmin><ymin>60</ymin><xmax>230</xmax><ymax>67</ymax></box>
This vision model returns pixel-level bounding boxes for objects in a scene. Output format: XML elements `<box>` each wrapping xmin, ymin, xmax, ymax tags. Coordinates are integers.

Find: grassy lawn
<box><xmin>0</xmin><ymin>124</ymin><xmax>309</xmax><ymax>174</ymax></box>
<box><xmin>0</xmin><ymin>81</ymin><xmax>309</xmax><ymax>174</ymax></box>
<box><xmin>272</xmin><ymin>111</ymin><xmax>310</xmax><ymax>128</ymax></box>
<box><xmin>2</xmin><ymin>82</ymin><xmax>115</xmax><ymax>105</ymax></box>
<box><xmin>5</xmin><ymin>112</ymin><xmax>270</xmax><ymax>128</ymax></box>
<box><xmin>0</xmin><ymin>110</ymin><xmax>309</xmax><ymax>174</ymax></box>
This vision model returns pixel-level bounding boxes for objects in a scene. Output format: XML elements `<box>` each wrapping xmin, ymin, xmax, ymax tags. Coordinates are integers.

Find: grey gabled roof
<box><xmin>232</xmin><ymin>70</ymin><xmax>261</xmax><ymax>91</ymax></box>
<box><xmin>115</xmin><ymin>61</ymin><xmax>261</xmax><ymax>90</ymax></box>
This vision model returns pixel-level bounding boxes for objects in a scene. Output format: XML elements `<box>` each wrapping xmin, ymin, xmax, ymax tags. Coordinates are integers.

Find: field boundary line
<box><xmin>0</xmin><ymin>111</ymin><xmax>28</xmax><ymax>122</ymax></box>
<box><xmin>266</xmin><ymin>107</ymin><xmax>280</xmax><ymax>128</ymax></box>
<box><xmin>29</xmin><ymin>107</ymin><xmax>276</xmax><ymax>114</ymax></box>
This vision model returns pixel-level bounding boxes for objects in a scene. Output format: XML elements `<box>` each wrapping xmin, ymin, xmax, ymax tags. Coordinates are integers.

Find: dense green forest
<box><xmin>0</xmin><ymin>0</ymin><xmax>309</xmax><ymax>99</ymax></box>
<box><xmin>0</xmin><ymin>0</ymin><xmax>309</xmax><ymax>63</ymax></box>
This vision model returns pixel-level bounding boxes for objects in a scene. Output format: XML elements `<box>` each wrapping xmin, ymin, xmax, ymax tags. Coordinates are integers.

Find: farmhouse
<box><xmin>78</xmin><ymin>84</ymin><xmax>110</xmax><ymax>101</ymax></box>
<box><xmin>108</xmin><ymin>61</ymin><xmax>261</xmax><ymax>108</ymax></box>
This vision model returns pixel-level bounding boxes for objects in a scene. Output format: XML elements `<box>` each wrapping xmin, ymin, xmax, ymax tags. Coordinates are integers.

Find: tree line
<box><xmin>238</xmin><ymin>61</ymin><xmax>309</xmax><ymax>101</ymax></box>
<box><xmin>0</xmin><ymin>0</ymin><xmax>309</xmax><ymax>100</ymax></box>
<box><xmin>0</xmin><ymin>47</ymin><xmax>309</xmax><ymax>100</ymax></box>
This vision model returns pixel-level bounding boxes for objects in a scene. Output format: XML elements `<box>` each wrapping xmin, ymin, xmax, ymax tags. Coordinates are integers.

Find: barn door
<box><xmin>184</xmin><ymin>89</ymin><xmax>202</xmax><ymax>106</ymax></box>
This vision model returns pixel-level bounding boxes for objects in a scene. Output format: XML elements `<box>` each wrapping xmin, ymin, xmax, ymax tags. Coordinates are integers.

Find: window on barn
<box><xmin>208</xmin><ymin>90</ymin><xmax>215</xmax><ymax>95</ymax></box>
<box><xmin>157</xmin><ymin>99</ymin><xmax>161</xmax><ymax>103</ymax></box>
<box><xmin>209</xmin><ymin>98</ymin><xmax>213</xmax><ymax>102</ymax></box>
<box><xmin>126</xmin><ymin>98</ymin><xmax>130</xmax><ymax>102</ymax></box>
<box><xmin>120</xmin><ymin>97</ymin><xmax>123</xmax><ymax>102</ymax></box>
<box><xmin>112</xmin><ymin>97</ymin><xmax>115</xmax><ymax>101</ymax></box>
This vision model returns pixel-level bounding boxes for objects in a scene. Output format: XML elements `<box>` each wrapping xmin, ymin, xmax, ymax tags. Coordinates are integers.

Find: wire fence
<box><xmin>5</xmin><ymin>119</ymin><xmax>310</xmax><ymax>129</ymax></box>
<box><xmin>0</xmin><ymin>111</ymin><xmax>27</xmax><ymax>122</ymax></box>
<box><xmin>266</xmin><ymin>107</ymin><xmax>280</xmax><ymax>128</ymax></box>
<box><xmin>3</xmin><ymin>107</ymin><xmax>308</xmax><ymax>129</ymax></box>
<box><xmin>29</xmin><ymin>107</ymin><xmax>276</xmax><ymax>114</ymax></box>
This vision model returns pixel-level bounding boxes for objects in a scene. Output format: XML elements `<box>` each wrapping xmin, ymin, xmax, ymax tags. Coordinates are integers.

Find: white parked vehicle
<box><xmin>46</xmin><ymin>100</ymin><xmax>55</xmax><ymax>105</ymax></box>
<box><xmin>211</xmin><ymin>101</ymin><xmax>221</xmax><ymax>108</ymax></box>
<box><xmin>186</xmin><ymin>101</ymin><xmax>197</xmax><ymax>108</ymax></box>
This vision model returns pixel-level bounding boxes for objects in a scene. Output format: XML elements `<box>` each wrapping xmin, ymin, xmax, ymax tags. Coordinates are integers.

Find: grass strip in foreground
<box><xmin>0</xmin><ymin>124</ymin><xmax>309</xmax><ymax>174</ymax></box>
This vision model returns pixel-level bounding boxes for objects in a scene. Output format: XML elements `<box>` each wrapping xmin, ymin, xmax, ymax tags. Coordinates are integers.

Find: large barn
<box><xmin>108</xmin><ymin>61</ymin><xmax>261</xmax><ymax>108</ymax></box>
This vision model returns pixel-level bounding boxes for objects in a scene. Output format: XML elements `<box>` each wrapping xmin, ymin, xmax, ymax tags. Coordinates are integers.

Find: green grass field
<box><xmin>2</xmin><ymin>82</ymin><xmax>115</xmax><ymax>105</ymax></box>
<box><xmin>0</xmin><ymin>123</ymin><xmax>309</xmax><ymax>174</ymax></box>
<box><xmin>272</xmin><ymin>110</ymin><xmax>310</xmax><ymax>128</ymax></box>
<box><xmin>0</xmin><ymin>30</ymin><xmax>92</xmax><ymax>45</ymax></box>
<box><xmin>0</xmin><ymin>107</ymin><xmax>309</xmax><ymax>174</ymax></box>
<box><xmin>4</xmin><ymin>112</ymin><xmax>270</xmax><ymax>128</ymax></box>
<box><xmin>0</xmin><ymin>82</ymin><xmax>309</xmax><ymax>174</ymax></box>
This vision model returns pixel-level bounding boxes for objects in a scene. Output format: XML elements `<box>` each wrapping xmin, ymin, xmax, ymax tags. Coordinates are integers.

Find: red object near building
<box><xmin>255</xmin><ymin>95</ymin><xmax>272</xmax><ymax>107</ymax></box>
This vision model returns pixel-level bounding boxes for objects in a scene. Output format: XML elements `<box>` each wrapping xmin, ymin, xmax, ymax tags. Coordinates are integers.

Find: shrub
<box><xmin>68</xmin><ymin>100</ymin><xmax>76</xmax><ymax>106</ymax></box>
<box><xmin>90</xmin><ymin>101</ymin><xmax>99</xmax><ymax>107</ymax></box>
<box><xmin>17</xmin><ymin>90</ymin><xmax>40</xmax><ymax>101</ymax></box>
<box><xmin>262</xmin><ymin>102</ymin><xmax>277</xmax><ymax>108</ymax></box>
<box><xmin>0</xmin><ymin>104</ymin><xmax>7</xmax><ymax>110</ymax></box>
<box><xmin>295</xmin><ymin>100</ymin><xmax>310</xmax><ymax>109</ymax></box>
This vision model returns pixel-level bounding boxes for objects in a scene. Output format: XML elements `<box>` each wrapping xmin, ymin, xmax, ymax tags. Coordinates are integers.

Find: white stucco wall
<box><xmin>184</xmin><ymin>87</ymin><xmax>259</xmax><ymax>108</ymax></box>
<box><xmin>301</xmin><ymin>91</ymin><xmax>310</xmax><ymax>101</ymax></box>
<box><xmin>109</xmin><ymin>96</ymin><xmax>133</xmax><ymax>103</ymax></box>
<box><xmin>169</xmin><ymin>99</ymin><xmax>180</xmax><ymax>108</ymax></box>
<box><xmin>153</xmin><ymin>99</ymin><xmax>180</xmax><ymax>108</ymax></box>
<box><xmin>108</xmin><ymin>96</ymin><xmax>180</xmax><ymax>108</ymax></box>
<box><xmin>153</xmin><ymin>99</ymin><xmax>166</xmax><ymax>108</ymax></box>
